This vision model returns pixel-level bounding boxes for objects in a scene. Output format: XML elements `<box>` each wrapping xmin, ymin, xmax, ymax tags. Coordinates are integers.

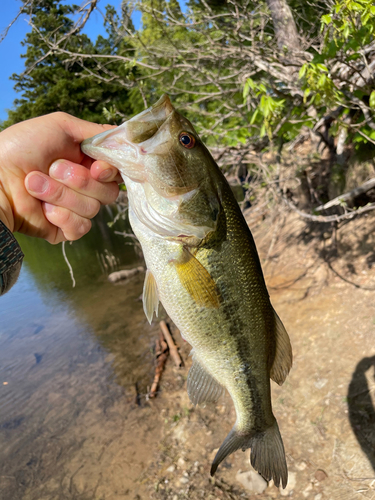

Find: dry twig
<box><xmin>160</xmin><ymin>321</ymin><xmax>183</xmax><ymax>368</ymax></box>
<box><xmin>149</xmin><ymin>329</ymin><xmax>169</xmax><ymax>398</ymax></box>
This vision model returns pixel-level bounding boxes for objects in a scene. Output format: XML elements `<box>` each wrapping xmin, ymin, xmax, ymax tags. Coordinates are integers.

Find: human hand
<box><xmin>0</xmin><ymin>112</ymin><xmax>121</xmax><ymax>244</ymax></box>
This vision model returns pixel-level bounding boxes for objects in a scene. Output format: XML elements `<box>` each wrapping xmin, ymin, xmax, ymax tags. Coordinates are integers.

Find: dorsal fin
<box><xmin>187</xmin><ymin>355</ymin><xmax>224</xmax><ymax>405</ymax></box>
<box><xmin>270</xmin><ymin>310</ymin><xmax>292</xmax><ymax>386</ymax></box>
<box><xmin>175</xmin><ymin>248</ymin><xmax>220</xmax><ymax>309</ymax></box>
<box><xmin>142</xmin><ymin>270</ymin><xmax>159</xmax><ymax>324</ymax></box>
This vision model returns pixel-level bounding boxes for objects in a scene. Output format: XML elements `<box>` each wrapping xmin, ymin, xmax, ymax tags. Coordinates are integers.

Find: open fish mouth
<box><xmin>81</xmin><ymin>94</ymin><xmax>175</xmax><ymax>181</ymax></box>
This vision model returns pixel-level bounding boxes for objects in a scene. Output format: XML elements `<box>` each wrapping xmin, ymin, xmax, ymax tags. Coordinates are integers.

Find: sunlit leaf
<box><xmin>321</xmin><ymin>14</ymin><xmax>332</xmax><ymax>25</ymax></box>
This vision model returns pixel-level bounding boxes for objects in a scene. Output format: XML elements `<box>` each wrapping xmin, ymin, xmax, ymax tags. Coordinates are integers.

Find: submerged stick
<box><xmin>108</xmin><ymin>266</ymin><xmax>144</xmax><ymax>283</ymax></box>
<box><xmin>149</xmin><ymin>331</ymin><xmax>169</xmax><ymax>398</ymax></box>
<box><xmin>160</xmin><ymin>321</ymin><xmax>183</xmax><ymax>368</ymax></box>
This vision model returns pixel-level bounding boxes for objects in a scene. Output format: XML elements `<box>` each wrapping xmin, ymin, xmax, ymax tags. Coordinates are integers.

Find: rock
<box><xmin>179</xmin><ymin>476</ymin><xmax>189</xmax><ymax>484</ymax></box>
<box><xmin>296</xmin><ymin>461</ymin><xmax>307</xmax><ymax>471</ymax></box>
<box><xmin>314</xmin><ymin>469</ymin><xmax>327</xmax><ymax>482</ymax></box>
<box><xmin>302</xmin><ymin>483</ymin><xmax>313</xmax><ymax>498</ymax></box>
<box><xmin>166</xmin><ymin>465</ymin><xmax>175</xmax><ymax>473</ymax></box>
<box><xmin>280</xmin><ymin>471</ymin><xmax>297</xmax><ymax>496</ymax></box>
<box><xmin>177</xmin><ymin>457</ymin><xmax>186</xmax><ymax>468</ymax></box>
<box><xmin>314</xmin><ymin>494</ymin><xmax>322</xmax><ymax>500</ymax></box>
<box><xmin>236</xmin><ymin>470</ymin><xmax>268</xmax><ymax>494</ymax></box>
<box><xmin>314</xmin><ymin>378</ymin><xmax>328</xmax><ymax>389</ymax></box>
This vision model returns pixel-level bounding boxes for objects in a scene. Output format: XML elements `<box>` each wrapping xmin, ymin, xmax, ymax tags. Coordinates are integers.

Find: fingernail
<box><xmin>50</xmin><ymin>161</ymin><xmax>71</xmax><ymax>180</ymax></box>
<box><xmin>98</xmin><ymin>169</ymin><xmax>113</xmax><ymax>181</ymax></box>
<box><xmin>44</xmin><ymin>203</ymin><xmax>55</xmax><ymax>214</ymax></box>
<box><xmin>27</xmin><ymin>174</ymin><xmax>48</xmax><ymax>193</ymax></box>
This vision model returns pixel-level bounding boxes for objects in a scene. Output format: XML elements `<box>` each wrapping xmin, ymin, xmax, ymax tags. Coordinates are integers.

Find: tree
<box><xmin>3</xmin><ymin>0</ymin><xmax>375</xmax><ymax>223</ymax></box>
<box><xmin>2</xmin><ymin>0</ymin><xmax>135</xmax><ymax>128</ymax></box>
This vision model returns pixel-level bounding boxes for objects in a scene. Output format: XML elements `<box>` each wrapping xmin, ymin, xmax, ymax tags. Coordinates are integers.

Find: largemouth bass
<box><xmin>81</xmin><ymin>95</ymin><xmax>292</xmax><ymax>488</ymax></box>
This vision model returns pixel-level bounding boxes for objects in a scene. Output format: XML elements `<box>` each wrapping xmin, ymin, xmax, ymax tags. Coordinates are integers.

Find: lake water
<box><xmin>0</xmin><ymin>206</ymin><xmax>160</xmax><ymax>499</ymax></box>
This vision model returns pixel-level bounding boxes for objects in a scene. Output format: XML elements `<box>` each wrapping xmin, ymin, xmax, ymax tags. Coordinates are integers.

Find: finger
<box><xmin>90</xmin><ymin>160</ymin><xmax>123</xmax><ymax>184</ymax></box>
<box><xmin>43</xmin><ymin>203</ymin><xmax>92</xmax><ymax>241</ymax></box>
<box><xmin>54</xmin><ymin>113</ymin><xmax>116</xmax><ymax>145</ymax></box>
<box><xmin>25</xmin><ymin>172</ymin><xmax>101</xmax><ymax>219</ymax></box>
<box><xmin>48</xmin><ymin>160</ymin><xmax>119</xmax><ymax>204</ymax></box>
<box><xmin>45</xmin><ymin>226</ymin><xmax>67</xmax><ymax>245</ymax></box>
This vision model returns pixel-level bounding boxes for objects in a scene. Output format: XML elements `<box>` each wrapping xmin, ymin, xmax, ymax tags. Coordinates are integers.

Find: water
<box><xmin>0</xmin><ymin>206</ymin><xmax>159</xmax><ymax>500</ymax></box>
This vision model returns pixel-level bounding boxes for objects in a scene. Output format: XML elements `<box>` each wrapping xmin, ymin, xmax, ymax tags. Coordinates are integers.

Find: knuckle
<box><xmin>90</xmin><ymin>200</ymin><xmax>101</xmax><ymax>218</ymax></box>
<box><xmin>51</xmin><ymin>183</ymin><xmax>66</xmax><ymax>205</ymax></box>
<box><xmin>52</xmin><ymin>111</ymin><xmax>70</xmax><ymax>122</ymax></box>
<box><xmin>75</xmin><ymin>173</ymin><xmax>90</xmax><ymax>191</ymax></box>
<box><xmin>82</xmin><ymin>219</ymin><xmax>92</xmax><ymax>234</ymax></box>
<box><xmin>48</xmin><ymin>233</ymin><xmax>65</xmax><ymax>245</ymax></box>
<box><xmin>71</xmin><ymin>219</ymin><xmax>91</xmax><ymax>240</ymax></box>
<box><xmin>57</xmin><ymin>208</ymin><xmax>72</xmax><ymax>226</ymax></box>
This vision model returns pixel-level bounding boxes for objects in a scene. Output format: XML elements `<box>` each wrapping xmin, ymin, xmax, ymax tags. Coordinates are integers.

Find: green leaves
<box><xmin>243</xmin><ymin>78</ymin><xmax>286</xmax><ymax>139</ymax></box>
<box><xmin>321</xmin><ymin>14</ymin><xmax>332</xmax><ymax>25</ymax></box>
<box><xmin>299</xmin><ymin>62</ymin><xmax>342</xmax><ymax>108</ymax></box>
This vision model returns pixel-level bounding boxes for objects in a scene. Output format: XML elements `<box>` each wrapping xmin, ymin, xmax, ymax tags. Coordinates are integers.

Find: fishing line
<box><xmin>62</xmin><ymin>241</ymin><xmax>76</xmax><ymax>288</ymax></box>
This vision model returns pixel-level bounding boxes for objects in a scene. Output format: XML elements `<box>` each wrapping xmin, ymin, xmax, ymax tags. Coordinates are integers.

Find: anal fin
<box><xmin>187</xmin><ymin>356</ymin><xmax>224</xmax><ymax>405</ymax></box>
<box><xmin>270</xmin><ymin>309</ymin><xmax>292</xmax><ymax>386</ymax></box>
<box><xmin>143</xmin><ymin>270</ymin><xmax>159</xmax><ymax>324</ymax></box>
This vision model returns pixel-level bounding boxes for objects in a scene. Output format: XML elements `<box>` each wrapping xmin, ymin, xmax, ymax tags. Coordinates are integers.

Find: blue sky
<box><xmin>0</xmin><ymin>0</ymin><xmax>141</xmax><ymax>122</ymax></box>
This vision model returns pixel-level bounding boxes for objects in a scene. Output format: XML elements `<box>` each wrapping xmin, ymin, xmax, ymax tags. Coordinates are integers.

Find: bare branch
<box><xmin>0</xmin><ymin>1</ymin><xmax>34</xmax><ymax>44</ymax></box>
<box><xmin>283</xmin><ymin>197</ymin><xmax>375</xmax><ymax>223</ymax></box>
<box><xmin>316</xmin><ymin>178</ymin><xmax>375</xmax><ymax>212</ymax></box>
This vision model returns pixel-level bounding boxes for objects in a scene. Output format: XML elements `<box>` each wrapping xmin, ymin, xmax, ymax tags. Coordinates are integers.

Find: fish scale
<box><xmin>81</xmin><ymin>94</ymin><xmax>292</xmax><ymax>488</ymax></box>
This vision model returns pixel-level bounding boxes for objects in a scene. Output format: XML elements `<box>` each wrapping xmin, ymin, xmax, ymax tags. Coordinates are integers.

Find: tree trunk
<box><xmin>265</xmin><ymin>0</ymin><xmax>300</xmax><ymax>52</ymax></box>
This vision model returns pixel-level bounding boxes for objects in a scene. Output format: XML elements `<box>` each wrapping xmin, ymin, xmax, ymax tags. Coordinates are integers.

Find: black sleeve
<box><xmin>0</xmin><ymin>220</ymin><xmax>24</xmax><ymax>295</ymax></box>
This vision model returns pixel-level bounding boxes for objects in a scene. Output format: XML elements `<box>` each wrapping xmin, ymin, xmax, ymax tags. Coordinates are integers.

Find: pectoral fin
<box><xmin>143</xmin><ymin>270</ymin><xmax>159</xmax><ymax>324</ymax></box>
<box><xmin>175</xmin><ymin>248</ymin><xmax>220</xmax><ymax>309</ymax></box>
<box><xmin>187</xmin><ymin>355</ymin><xmax>224</xmax><ymax>405</ymax></box>
<box><xmin>270</xmin><ymin>310</ymin><xmax>292</xmax><ymax>386</ymax></box>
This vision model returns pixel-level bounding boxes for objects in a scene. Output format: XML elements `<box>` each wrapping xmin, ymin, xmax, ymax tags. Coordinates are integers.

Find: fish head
<box><xmin>82</xmin><ymin>95</ymin><xmax>221</xmax><ymax>242</ymax></box>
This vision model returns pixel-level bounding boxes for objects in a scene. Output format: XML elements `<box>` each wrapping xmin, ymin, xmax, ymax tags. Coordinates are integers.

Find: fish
<box><xmin>81</xmin><ymin>95</ymin><xmax>292</xmax><ymax>488</ymax></box>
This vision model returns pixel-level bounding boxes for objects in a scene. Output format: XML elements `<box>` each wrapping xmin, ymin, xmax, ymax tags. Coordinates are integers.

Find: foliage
<box><xmin>3</xmin><ymin>0</ymin><xmax>375</xmax><ymax>220</ymax></box>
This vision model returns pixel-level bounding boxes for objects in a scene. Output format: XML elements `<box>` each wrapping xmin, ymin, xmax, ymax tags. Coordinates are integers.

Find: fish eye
<box><xmin>179</xmin><ymin>132</ymin><xmax>196</xmax><ymax>149</ymax></box>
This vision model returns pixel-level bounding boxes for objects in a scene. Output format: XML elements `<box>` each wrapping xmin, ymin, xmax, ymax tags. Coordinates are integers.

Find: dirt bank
<box><xmin>137</xmin><ymin>211</ymin><xmax>375</xmax><ymax>500</ymax></box>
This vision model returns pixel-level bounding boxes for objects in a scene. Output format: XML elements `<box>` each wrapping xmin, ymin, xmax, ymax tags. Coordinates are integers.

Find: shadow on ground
<box><xmin>347</xmin><ymin>356</ymin><xmax>375</xmax><ymax>473</ymax></box>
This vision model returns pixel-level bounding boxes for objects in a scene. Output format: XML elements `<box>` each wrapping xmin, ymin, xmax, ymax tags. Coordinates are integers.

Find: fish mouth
<box><xmin>81</xmin><ymin>94</ymin><xmax>175</xmax><ymax>181</ymax></box>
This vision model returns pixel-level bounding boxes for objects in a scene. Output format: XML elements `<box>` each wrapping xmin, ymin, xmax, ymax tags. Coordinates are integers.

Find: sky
<box><xmin>0</xmin><ymin>0</ymin><xmax>141</xmax><ymax>122</ymax></box>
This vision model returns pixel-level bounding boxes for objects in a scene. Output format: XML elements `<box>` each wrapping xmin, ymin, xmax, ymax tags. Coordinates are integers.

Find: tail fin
<box><xmin>210</xmin><ymin>420</ymin><xmax>288</xmax><ymax>489</ymax></box>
